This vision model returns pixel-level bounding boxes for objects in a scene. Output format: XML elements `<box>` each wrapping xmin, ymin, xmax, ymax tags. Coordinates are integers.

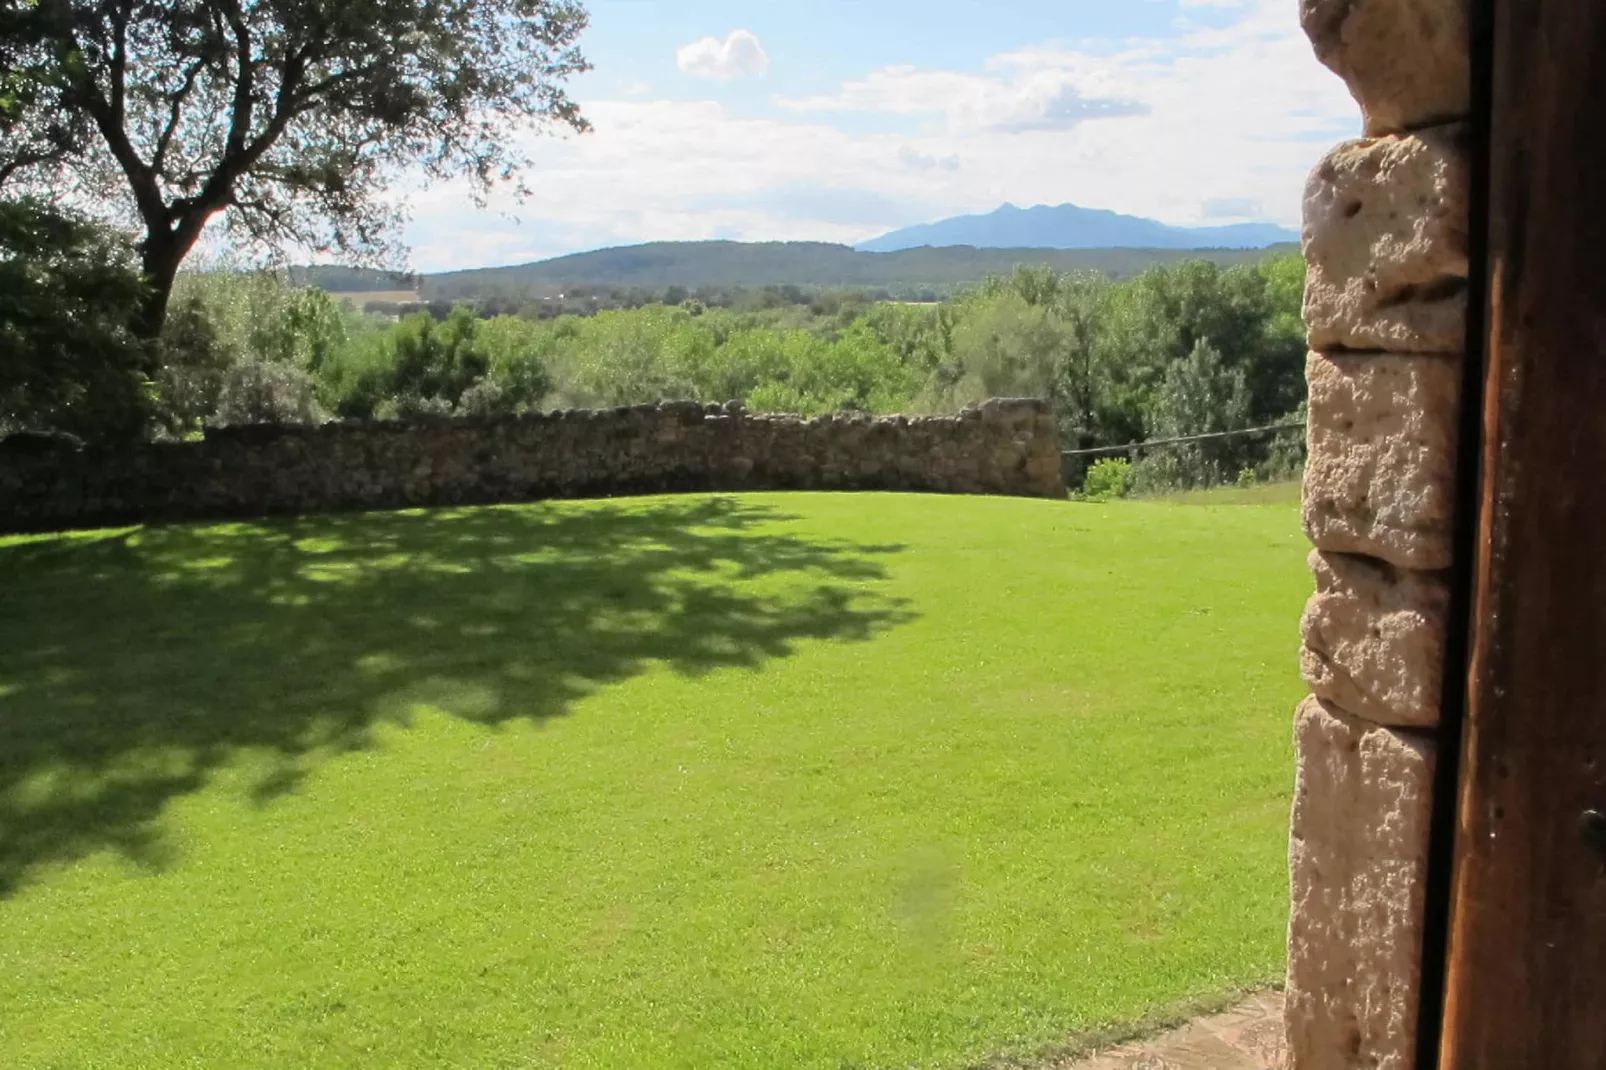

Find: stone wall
<box><xmin>1287</xmin><ymin>1</ymin><xmax>1470</xmax><ymax>1068</ymax></box>
<box><xmin>0</xmin><ymin>398</ymin><xmax>1064</xmax><ymax>533</ymax></box>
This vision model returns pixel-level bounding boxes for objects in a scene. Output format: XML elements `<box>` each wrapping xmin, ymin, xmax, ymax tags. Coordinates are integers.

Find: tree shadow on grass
<box><xmin>0</xmin><ymin>496</ymin><xmax>914</xmax><ymax>898</ymax></box>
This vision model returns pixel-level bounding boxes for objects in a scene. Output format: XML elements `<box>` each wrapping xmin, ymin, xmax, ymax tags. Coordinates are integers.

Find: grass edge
<box><xmin>975</xmin><ymin>982</ymin><xmax>1285</xmax><ymax>1069</ymax></box>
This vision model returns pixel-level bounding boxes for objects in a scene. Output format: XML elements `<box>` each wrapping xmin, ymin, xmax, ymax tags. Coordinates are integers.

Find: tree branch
<box><xmin>215</xmin><ymin>0</ymin><xmax>255</xmax><ymax>161</ymax></box>
<box><xmin>151</xmin><ymin>59</ymin><xmax>206</xmax><ymax>175</ymax></box>
<box><xmin>189</xmin><ymin>41</ymin><xmax>307</xmax><ymax>214</ymax></box>
<box><xmin>107</xmin><ymin>0</ymin><xmax>129</xmax><ymax>125</ymax></box>
<box><xmin>71</xmin><ymin>28</ymin><xmax>166</xmax><ymax>234</ymax></box>
<box><xmin>224</xmin><ymin>191</ymin><xmax>293</xmax><ymax>231</ymax></box>
<box><xmin>14</xmin><ymin>0</ymin><xmax>592</xmax><ymax>314</ymax></box>
<box><xmin>159</xmin><ymin>0</ymin><xmax>266</xmax><ymax>252</ymax></box>
<box><xmin>295</xmin><ymin>59</ymin><xmax>386</xmax><ymax>104</ymax></box>
<box><xmin>154</xmin><ymin>6</ymin><xmax>330</xmax><ymax>255</ymax></box>
<box><xmin>0</xmin><ymin>152</ymin><xmax>59</xmax><ymax>188</ymax></box>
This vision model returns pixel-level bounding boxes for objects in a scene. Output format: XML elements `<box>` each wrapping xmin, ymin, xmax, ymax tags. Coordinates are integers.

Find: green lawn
<box><xmin>0</xmin><ymin>492</ymin><xmax>1308</xmax><ymax>1069</ymax></box>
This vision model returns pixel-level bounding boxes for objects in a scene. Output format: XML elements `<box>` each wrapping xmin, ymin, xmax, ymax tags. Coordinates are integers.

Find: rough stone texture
<box><xmin>1300</xmin><ymin>0</ymin><xmax>1471</xmax><ymax>136</ymax></box>
<box><xmin>1303</xmin><ymin>128</ymin><xmax>1471</xmax><ymax>355</ymax></box>
<box><xmin>1292</xmin><ymin>8</ymin><xmax>1469</xmax><ymax>1067</ymax></box>
<box><xmin>1303</xmin><ymin>350</ymin><xmax>1460</xmax><ymax>570</ymax></box>
<box><xmin>0</xmin><ymin>398</ymin><xmax>1065</xmax><ymax>533</ymax></box>
<box><xmin>1286</xmin><ymin>697</ymin><xmax>1436</xmax><ymax>1070</ymax></box>
<box><xmin>1301</xmin><ymin>550</ymin><xmax>1449</xmax><ymax>728</ymax></box>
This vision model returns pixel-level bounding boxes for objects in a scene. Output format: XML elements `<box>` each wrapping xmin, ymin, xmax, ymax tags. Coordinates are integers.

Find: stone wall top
<box><xmin>0</xmin><ymin>398</ymin><xmax>1065</xmax><ymax>533</ymax></box>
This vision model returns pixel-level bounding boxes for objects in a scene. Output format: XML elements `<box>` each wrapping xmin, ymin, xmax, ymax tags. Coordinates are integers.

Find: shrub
<box><xmin>390</xmin><ymin>307</ymin><xmax>491</xmax><ymax>407</ymax></box>
<box><xmin>1128</xmin><ymin>451</ymin><xmax>1181</xmax><ymax>497</ymax></box>
<box><xmin>316</xmin><ymin>332</ymin><xmax>395</xmax><ymax>419</ymax></box>
<box><xmin>477</xmin><ymin>315</ymin><xmax>555</xmax><ymax>411</ymax></box>
<box><xmin>456</xmin><ymin>378</ymin><xmax>511</xmax><ymax>418</ymax></box>
<box><xmin>1082</xmin><ymin>458</ymin><xmax>1132</xmax><ymax>500</ymax></box>
<box><xmin>165</xmin><ymin>269</ymin><xmax>351</xmax><ymax>370</ymax></box>
<box><xmin>153</xmin><ymin>293</ymin><xmax>235</xmax><ymax>438</ymax></box>
<box><xmin>379</xmin><ymin>394</ymin><xmax>455</xmax><ymax>421</ymax></box>
<box><xmin>0</xmin><ymin>199</ymin><xmax>150</xmax><ymax>441</ymax></box>
<box><xmin>211</xmin><ymin>362</ymin><xmax>324</xmax><ymax>427</ymax></box>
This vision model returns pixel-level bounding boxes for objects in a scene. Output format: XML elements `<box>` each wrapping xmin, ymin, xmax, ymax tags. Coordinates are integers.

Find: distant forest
<box><xmin>68</xmin><ymin>250</ymin><xmax>1308</xmax><ymax>499</ymax></box>
<box><xmin>291</xmin><ymin>241</ymin><xmax>1299</xmax><ymax>309</ymax></box>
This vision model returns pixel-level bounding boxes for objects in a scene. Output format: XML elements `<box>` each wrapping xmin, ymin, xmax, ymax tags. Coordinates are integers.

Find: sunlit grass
<box><xmin>0</xmin><ymin>492</ymin><xmax>1307</xmax><ymax>1069</ymax></box>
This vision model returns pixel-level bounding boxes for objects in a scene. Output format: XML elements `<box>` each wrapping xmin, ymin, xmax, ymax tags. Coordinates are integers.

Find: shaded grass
<box><xmin>0</xmin><ymin>493</ymin><xmax>1308</xmax><ymax>1069</ymax></box>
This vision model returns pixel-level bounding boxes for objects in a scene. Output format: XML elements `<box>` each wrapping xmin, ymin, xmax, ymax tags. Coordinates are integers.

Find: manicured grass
<box><xmin>0</xmin><ymin>492</ymin><xmax>1309</xmax><ymax>1069</ymax></box>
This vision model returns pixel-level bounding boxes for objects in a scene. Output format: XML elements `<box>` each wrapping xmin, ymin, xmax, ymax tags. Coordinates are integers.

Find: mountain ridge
<box><xmin>413</xmin><ymin>240</ymin><xmax>1297</xmax><ymax>301</ymax></box>
<box><xmin>855</xmin><ymin>202</ymin><xmax>1298</xmax><ymax>253</ymax></box>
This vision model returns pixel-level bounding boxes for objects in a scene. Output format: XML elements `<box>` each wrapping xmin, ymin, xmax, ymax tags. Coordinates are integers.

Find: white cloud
<box><xmin>897</xmin><ymin>147</ymin><xmax>961</xmax><ymax>172</ymax></box>
<box><xmin>398</xmin><ymin>0</ymin><xmax>1358</xmax><ymax>271</ymax></box>
<box><xmin>996</xmin><ymin>84</ymin><xmax>1150</xmax><ymax>132</ymax></box>
<box><xmin>676</xmin><ymin>30</ymin><xmax>770</xmax><ymax>80</ymax></box>
<box><xmin>776</xmin><ymin>59</ymin><xmax>1150</xmax><ymax>134</ymax></box>
<box><xmin>403</xmin><ymin>102</ymin><xmax>914</xmax><ymax>269</ymax></box>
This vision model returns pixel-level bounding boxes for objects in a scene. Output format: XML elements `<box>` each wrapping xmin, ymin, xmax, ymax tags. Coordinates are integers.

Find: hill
<box><xmin>404</xmin><ymin>240</ymin><xmax>1296</xmax><ymax>302</ymax></box>
<box><xmin>856</xmin><ymin>203</ymin><xmax>1297</xmax><ymax>254</ymax></box>
<box><xmin>285</xmin><ymin>264</ymin><xmax>422</xmax><ymax>293</ymax></box>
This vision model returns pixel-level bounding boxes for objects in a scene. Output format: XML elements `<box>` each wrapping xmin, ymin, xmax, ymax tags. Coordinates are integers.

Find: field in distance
<box><xmin>331</xmin><ymin>289</ymin><xmax>422</xmax><ymax>306</ymax></box>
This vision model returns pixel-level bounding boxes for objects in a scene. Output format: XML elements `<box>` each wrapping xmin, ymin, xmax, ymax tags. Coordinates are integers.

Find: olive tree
<box><xmin>0</xmin><ymin>0</ymin><xmax>591</xmax><ymax>337</ymax></box>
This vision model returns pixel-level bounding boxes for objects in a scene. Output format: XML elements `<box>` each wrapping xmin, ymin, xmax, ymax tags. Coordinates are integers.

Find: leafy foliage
<box><xmin>0</xmin><ymin>198</ymin><xmax>148</xmax><ymax>440</ymax></box>
<box><xmin>1081</xmin><ymin>458</ymin><xmax>1133</xmax><ymax>501</ymax></box>
<box><xmin>36</xmin><ymin>250</ymin><xmax>1308</xmax><ymax>493</ymax></box>
<box><xmin>1</xmin><ymin>0</ymin><xmax>592</xmax><ymax>334</ymax></box>
<box><xmin>152</xmin><ymin>268</ymin><xmax>351</xmax><ymax>434</ymax></box>
<box><xmin>212</xmin><ymin>360</ymin><xmax>322</xmax><ymax>427</ymax></box>
<box><xmin>1132</xmin><ymin>339</ymin><xmax>1254</xmax><ymax>492</ymax></box>
<box><xmin>388</xmin><ymin>309</ymin><xmax>491</xmax><ymax>409</ymax></box>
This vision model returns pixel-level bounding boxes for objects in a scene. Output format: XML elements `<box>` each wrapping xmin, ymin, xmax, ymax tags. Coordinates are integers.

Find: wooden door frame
<box><xmin>1418</xmin><ymin>1</ymin><xmax>1606</xmax><ymax>1066</ymax></box>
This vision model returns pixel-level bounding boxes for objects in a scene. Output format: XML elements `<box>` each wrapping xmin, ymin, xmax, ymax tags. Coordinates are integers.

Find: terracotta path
<box><xmin>1046</xmin><ymin>992</ymin><xmax>1285</xmax><ymax>1070</ymax></box>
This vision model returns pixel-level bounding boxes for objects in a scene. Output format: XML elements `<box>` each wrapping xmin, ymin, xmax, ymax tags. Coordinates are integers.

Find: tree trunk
<box><xmin>134</xmin><ymin>237</ymin><xmax>184</xmax><ymax>343</ymax></box>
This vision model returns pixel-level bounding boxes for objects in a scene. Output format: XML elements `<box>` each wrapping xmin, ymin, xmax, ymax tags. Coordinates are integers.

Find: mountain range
<box><xmin>412</xmin><ymin>241</ymin><xmax>1294</xmax><ymax>302</ymax></box>
<box><xmin>293</xmin><ymin>201</ymin><xmax>1299</xmax><ymax>302</ymax></box>
<box><xmin>855</xmin><ymin>202</ymin><xmax>1297</xmax><ymax>254</ymax></box>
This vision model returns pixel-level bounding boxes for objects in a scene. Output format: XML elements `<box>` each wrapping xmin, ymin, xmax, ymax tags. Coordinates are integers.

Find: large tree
<box><xmin>0</xmin><ymin>0</ymin><xmax>590</xmax><ymax>337</ymax></box>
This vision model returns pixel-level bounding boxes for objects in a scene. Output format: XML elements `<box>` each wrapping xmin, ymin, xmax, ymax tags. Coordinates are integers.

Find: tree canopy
<box><xmin>0</xmin><ymin>0</ymin><xmax>591</xmax><ymax>335</ymax></box>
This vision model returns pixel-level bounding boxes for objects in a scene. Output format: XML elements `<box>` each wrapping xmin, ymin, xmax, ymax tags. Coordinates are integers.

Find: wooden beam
<box><xmin>1438</xmin><ymin>0</ymin><xmax>1606</xmax><ymax>1065</ymax></box>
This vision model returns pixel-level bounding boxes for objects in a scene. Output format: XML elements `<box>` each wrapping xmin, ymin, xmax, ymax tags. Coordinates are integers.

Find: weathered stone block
<box><xmin>1301</xmin><ymin>0</ymin><xmax>1471</xmax><ymax>135</ymax></box>
<box><xmin>1304</xmin><ymin>129</ymin><xmax>1470</xmax><ymax>354</ymax></box>
<box><xmin>1301</xmin><ymin>550</ymin><xmax>1449</xmax><ymax>727</ymax></box>
<box><xmin>1286</xmin><ymin>697</ymin><xmax>1435</xmax><ymax>1070</ymax></box>
<box><xmin>1303</xmin><ymin>351</ymin><xmax>1460</xmax><ymax>570</ymax></box>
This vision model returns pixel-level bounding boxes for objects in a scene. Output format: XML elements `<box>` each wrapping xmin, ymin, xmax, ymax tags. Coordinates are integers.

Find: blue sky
<box><xmin>400</xmin><ymin>0</ymin><xmax>1360</xmax><ymax>271</ymax></box>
